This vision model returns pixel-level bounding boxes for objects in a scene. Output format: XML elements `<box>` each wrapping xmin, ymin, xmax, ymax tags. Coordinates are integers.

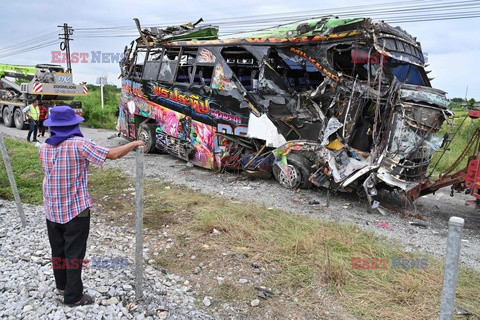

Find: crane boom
<box><xmin>0</xmin><ymin>64</ymin><xmax>37</xmax><ymax>79</ymax></box>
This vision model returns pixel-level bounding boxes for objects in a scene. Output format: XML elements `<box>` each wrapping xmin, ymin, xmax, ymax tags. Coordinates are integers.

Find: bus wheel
<box><xmin>272</xmin><ymin>154</ymin><xmax>313</xmax><ymax>189</ymax></box>
<box><xmin>138</xmin><ymin>123</ymin><xmax>157</xmax><ymax>153</ymax></box>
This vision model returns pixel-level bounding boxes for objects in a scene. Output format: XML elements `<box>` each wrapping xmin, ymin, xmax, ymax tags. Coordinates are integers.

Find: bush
<box><xmin>75</xmin><ymin>84</ymin><xmax>120</xmax><ymax>130</ymax></box>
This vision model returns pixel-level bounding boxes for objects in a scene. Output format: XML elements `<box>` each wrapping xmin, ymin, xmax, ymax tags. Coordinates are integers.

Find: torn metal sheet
<box><xmin>341</xmin><ymin>165</ymin><xmax>378</xmax><ymax>188</ymax></box>
<box><xmin>327</xmin><ymin>149</ymin><xmax>369</xmax><ymax>183</ymax></box>
<box><xmin>246</xmin><ymin>113</ymin><xmax>286</xmax><ymax>147</ymax></box>
<box><xmin>321</xmin><ymin>117</ymin><xmax>343</xmax><ymax>146</ymax></box>
<box><xmin>399</xmin><ymin>85</ymin><xmax>450</xmax><ymax>109</ymax></box>
<box><xmin>376</xmin><ymin>167</ymin><xmax>414</xmax><ymax>190</ymax></box>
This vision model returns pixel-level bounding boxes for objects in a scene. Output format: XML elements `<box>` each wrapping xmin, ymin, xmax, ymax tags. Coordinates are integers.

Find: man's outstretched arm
<box><xmin>106</xmin><ymin>140</ymin><xmax>145</xmax><ymax>160</ymax></box>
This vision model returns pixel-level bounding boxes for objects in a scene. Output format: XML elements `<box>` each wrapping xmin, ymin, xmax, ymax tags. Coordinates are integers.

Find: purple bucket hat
<box><xmin>44</xmin><ymin>106</ymin><xmax>84</xmax><ymax>127</ymax></box>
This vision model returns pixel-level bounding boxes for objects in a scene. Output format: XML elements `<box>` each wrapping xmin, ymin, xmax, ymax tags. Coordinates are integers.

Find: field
<box><xmin>5</xmin><ymin>91</ymin><xmax>478</xmax><ymax>317</ymax></box>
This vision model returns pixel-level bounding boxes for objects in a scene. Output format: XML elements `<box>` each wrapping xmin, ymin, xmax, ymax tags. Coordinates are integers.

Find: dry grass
<box><xmin>88</xmin><ymin>167</ymin><xmax>480</xmax><ymax>319</ymax></box>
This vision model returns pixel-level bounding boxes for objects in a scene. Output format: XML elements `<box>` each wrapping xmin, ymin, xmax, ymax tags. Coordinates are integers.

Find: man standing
<box><xmin>23</xmin><ymin>99</ymin><xmax>40</xmax><ymax>142</ymax></box>
<box><xmin>37</xmin><ymin>103</ymin><xmax>48</xmax><ymax>138</ymax></box>
<box><xmin>39</xmin><ymin>106</ymin><xmax>144</xmax><ymax>306</ymax></box>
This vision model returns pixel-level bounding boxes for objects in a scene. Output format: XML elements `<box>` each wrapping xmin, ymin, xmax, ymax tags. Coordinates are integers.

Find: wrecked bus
<box><xmin>117</xmin><ymin>17</ymin><xmax>451</xmax><ymax>206</ymax></box>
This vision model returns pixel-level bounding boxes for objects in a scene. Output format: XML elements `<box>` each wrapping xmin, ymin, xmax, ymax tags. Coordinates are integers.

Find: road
<box><xmin>1</xmin><ymin>123</ymin><xmax>479</xmax><ymax>271</ymax></box>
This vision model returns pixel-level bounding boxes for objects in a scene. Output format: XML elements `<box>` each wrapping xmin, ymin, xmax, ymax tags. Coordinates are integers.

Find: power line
<box><xmin>1</xmin><ymin>0</ymin><xmax>480</xmax><ymax>58</ymax></box>
<box><xmin>0</xmin><ymin>32</ymin><xmax>57</xmax><ymax>55</ymax></box>
<box><xmin>73</xmin><ymin>9</ymin><xmax>480</xmax><ymax>39</ymax></box>
<box><xmin>0</xmin><ymin>40</ymin><xmax>60</xmax><ymax>59</ymax></box>
<box><xmin>71</xmin><ymin>0</ymin><xmax>480</xmax><ymax>34</ymax></box>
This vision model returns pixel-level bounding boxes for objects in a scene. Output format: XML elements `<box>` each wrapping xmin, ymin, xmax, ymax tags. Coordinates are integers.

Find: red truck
<box><xmin>408</xmin><ymin>109</ymin><xmax>480</xmax><ymax>205</ymax></box>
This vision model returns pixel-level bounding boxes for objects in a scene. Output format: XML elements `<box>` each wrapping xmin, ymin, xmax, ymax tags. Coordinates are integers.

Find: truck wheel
<box><xmin>14</xmin><ymin>108</ymin><xmax>27</xmax><ymax>130</ymax></box>
<box><xmin>2</xmin><ymin>108</ymin><xmax>14</xmax><ymax>127</ymax></box>
<box><xmin>273</xmin><ymin>153</ymin><xmax>313</xmax><ymax>189</ymax></box>
<box><xmin>138</xmin><ymin>123</ymin><xmax>158</xmax><ymax>153</ymax></box>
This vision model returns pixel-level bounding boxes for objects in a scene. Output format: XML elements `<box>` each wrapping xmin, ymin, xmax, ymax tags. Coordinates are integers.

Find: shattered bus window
<box><xmin>118</xmin><ymin>17</ymin><xmax>452</xmax><ymax>210</ymax></box>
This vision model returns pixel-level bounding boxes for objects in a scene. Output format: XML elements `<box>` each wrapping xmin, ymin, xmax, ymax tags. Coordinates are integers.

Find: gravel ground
<box><xmin>1</xmin><ymin>124</ymin><xmax>480</xmax><ymax>319</ymax></box>
<box><xmin>0</xmin><ymin>200</ymin><xmax>214</xmax><ymax>320</ymax></box>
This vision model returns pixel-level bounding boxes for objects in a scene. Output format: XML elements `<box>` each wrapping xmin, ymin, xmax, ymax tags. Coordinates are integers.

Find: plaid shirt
<box><xmin>39</xmin><ymin>137</ymin><xmax>110</xmax><ymax>224</ymax></box>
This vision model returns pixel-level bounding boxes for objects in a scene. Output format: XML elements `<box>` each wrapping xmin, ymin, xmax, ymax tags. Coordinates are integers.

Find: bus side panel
<box><xmin>121</xmin><ymin>92</ymin><xmax>217</xmax><ymax>170</ymax></box>
<box><xmin>153</xmin><ymin>104</ymin><xmax>216</xmax><ymax>169</ymax></box>
<box><xmin>119</xmin><ymin>79</ymin><xmax>143</xmax><ymax>139</ymax></box>
<box><xmin>117</xmin><ymin>103</ymin><xmax>136</xmax><ymax>139</ymax></box>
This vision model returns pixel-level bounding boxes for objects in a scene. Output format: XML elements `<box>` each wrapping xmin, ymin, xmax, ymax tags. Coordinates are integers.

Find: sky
<box><xmin>0</xmin><ymin>0</ymin><xmax>479</xmax><ymax>100</ymax></box>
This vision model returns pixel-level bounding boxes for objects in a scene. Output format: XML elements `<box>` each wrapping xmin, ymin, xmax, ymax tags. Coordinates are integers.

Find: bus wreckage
<box><xmin>117</xmin><ymin>17</ymin><xmax>452</xmax><ymax>209</ymax></box>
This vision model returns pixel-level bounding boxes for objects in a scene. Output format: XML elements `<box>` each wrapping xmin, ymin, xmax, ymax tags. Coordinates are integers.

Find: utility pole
<box><xmin>58</xmin><ymin>23</ymin><xmax>74</xmax><ymax>75</ymax></box>
<box><xmin>101</xmin><ymin>81</ymin><xmax>104</xmax><ymax>109</ymax></box>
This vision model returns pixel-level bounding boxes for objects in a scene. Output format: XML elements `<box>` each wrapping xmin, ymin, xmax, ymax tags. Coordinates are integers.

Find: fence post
<box><xmin>0</xmin><ymin>131</ymin><xmax>26</xmax><ymax>228</ymax></box>
<box><xmin>439</xmin><ymin>216</ymin><xmax>464</xmax><ymax>319</ymax></box>
<box><xmin>135</xmin><ymin>146</ymin><xmax>144</xmax><ymax>300</ymax></box>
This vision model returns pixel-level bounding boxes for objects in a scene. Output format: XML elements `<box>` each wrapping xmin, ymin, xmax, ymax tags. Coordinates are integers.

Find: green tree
<box><xmin>467</xmin><ymin>98</ymin><xmax>477</xmax><ymax>109</ymax></box>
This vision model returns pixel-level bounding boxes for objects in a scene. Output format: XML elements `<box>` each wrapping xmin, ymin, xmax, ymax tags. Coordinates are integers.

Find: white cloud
<box><xmin>429</xmin><ymin>51</ymin><xmax>480</xmax><ymax>99</ymax></box>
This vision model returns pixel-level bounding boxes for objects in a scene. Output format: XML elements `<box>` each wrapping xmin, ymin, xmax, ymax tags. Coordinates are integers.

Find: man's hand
<box><xmin>107</xmin><ymin>140</ymin><xmax>146</xmax><ymax>160</ymax></box>
<box><xmin>134</xmin><ymin>140</ymin><xmax>146</xmax><ymax>149</ymax></box>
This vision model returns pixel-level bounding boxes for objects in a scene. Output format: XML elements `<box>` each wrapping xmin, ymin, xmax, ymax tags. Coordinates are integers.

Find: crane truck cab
<box><xmin>0</xmin><ymin>63</ymin><xmax>87</xmax><ymax>130</ymax></box>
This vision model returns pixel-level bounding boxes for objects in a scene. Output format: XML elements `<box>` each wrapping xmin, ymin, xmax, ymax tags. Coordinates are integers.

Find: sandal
<box><xmin>66</xmin><ymin>293</ymin><xmax>94</xmax><ymax>307</ymax></box>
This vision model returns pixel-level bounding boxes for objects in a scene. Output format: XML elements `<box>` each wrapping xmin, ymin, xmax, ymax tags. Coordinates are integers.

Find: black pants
<box><xmin>38</xmin><ymin>120</ymin><xmax>46</xmax><ymax>137</ymax></box>
<box><xmin>46</xmin><ymin>209</ymin><xmax>90</xmax><ymax>304</ymax></box>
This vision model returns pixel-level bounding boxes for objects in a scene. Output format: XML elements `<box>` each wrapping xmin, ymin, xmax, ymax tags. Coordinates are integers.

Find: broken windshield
<box><xmin>388</xmin><ymin>61</ymin><xmax>426</xmax><ymax>86</ymax></box>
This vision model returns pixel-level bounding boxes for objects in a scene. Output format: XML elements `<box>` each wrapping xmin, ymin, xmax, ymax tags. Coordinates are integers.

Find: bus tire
<box><xmin>272</xmin><ymin>153</ymin><xmax>313</xmax><ymax>189</ymax></box>
<box><xmin>138</xmin><ymin>123</ymin><xmax>158</xmax><ymax>153</ymax></box>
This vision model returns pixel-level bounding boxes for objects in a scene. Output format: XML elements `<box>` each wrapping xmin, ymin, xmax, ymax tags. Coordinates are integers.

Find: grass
<box><xmin>0</xmin><ymin>137</ymin><xmax>43</xmax><ymax>205</ymax></box>
<box><xmin>2</xmin><ymin>136</ymin><xmax>480</xmax><ymax>319</ymax></box>
<box><xmin>430</xmin><ymin>107</ymin><xmax>480</xmax><ymax>178</ymax></box>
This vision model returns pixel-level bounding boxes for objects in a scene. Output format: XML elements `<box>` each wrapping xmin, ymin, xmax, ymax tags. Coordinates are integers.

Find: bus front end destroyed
<box><xmin>117</xmin><ymin>17</ymin><xmax>452</xmax><ymax>208</ymax></box>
